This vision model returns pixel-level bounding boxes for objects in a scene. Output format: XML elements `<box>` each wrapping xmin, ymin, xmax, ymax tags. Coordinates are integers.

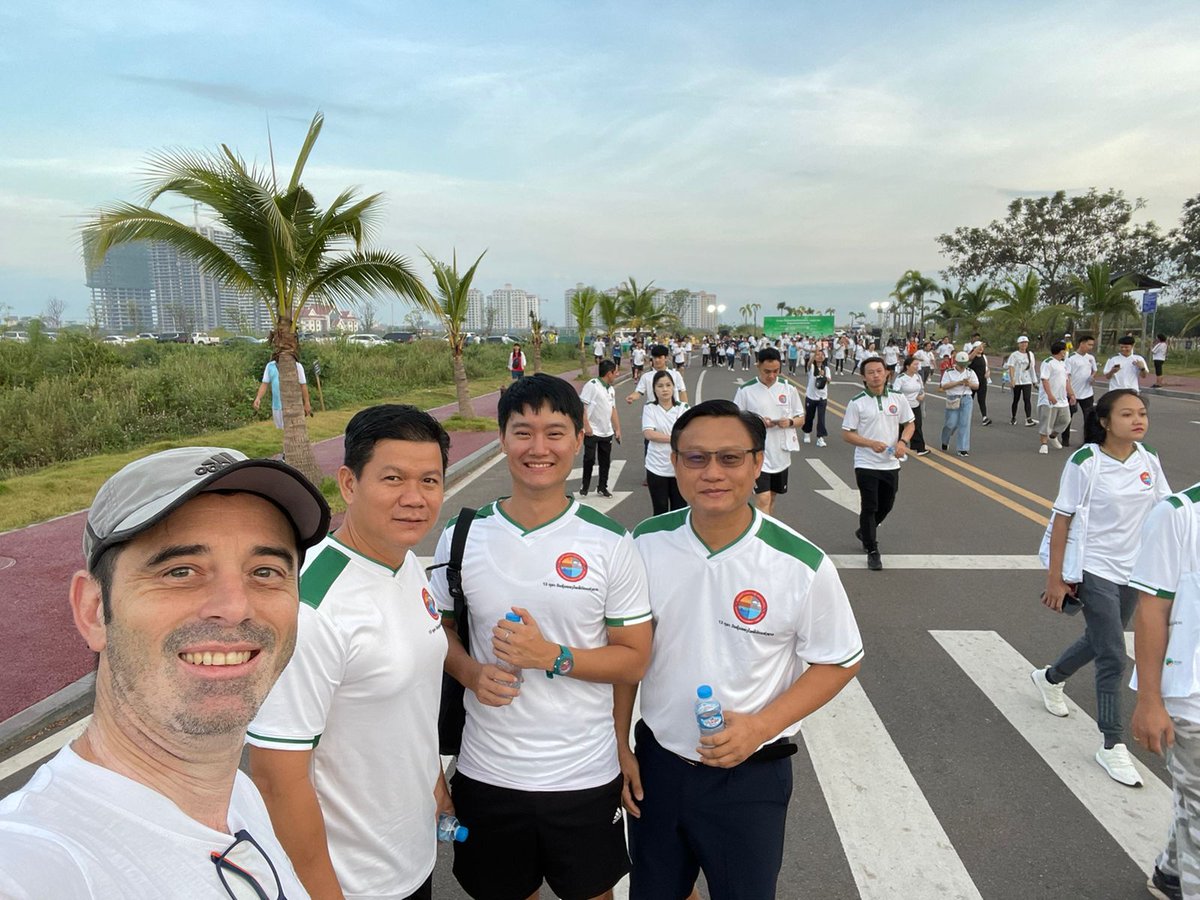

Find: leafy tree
<box><xmin>657</xmin><ymin>289</ymin><xmax>691</xmax><ymax>333</ymax></box>
<box><xmin>82</xmin><ymin>112</ymin><xmax>426</xmax><ymax>483</ymax></box>
<box><xmin>936</xmin><ymin>189</ymin><xmax>1164</xmax><ymax>307</ymax></box>
<box><xmin>420</xmin><ymin>249</ymin><xmax>486</xmax><ymax>417</ymax></box>
<box><xmin>934</xmin><ymin>282</ymin><xmax>994</xmax><ymax>338</ymax></box>
<box><xmin>598</xmin><ymin>292</ymin><xmax>622</xmax><ymax>344</ymax></box>
<box><xmin>1069</xmin><ymin>263</ymin><xmax>1138</xmax><ymax>354</ymax></box>
<box><xmin>617</xmin><ymin>277</ymin><xmax>663</xmax><ymax>338</ymax></box>
<box><xmin>891</xmin><ymin>270</ymin><xmax>939</xmax><ymax>334</ymax></box>
<box><xmin>571</xmin><ymin>286</ymin><xmax>600</xmax><ymax>372</ymax></box>
<box><xmin>989</xmin><ymin>273</ymin><xmax>1073</xmax><ymax>347</ymax></box>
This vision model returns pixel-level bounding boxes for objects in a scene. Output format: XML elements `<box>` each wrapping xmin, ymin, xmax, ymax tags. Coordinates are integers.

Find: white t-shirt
<box><xmin>1104</xmin><ymin>353</ymin><xmax>1147</xmax><ymax>391</ymax></box>
<box><xmin>631</xmin><ymin>347</ymin><xmax>646</xmax><ymax>366</ymax></box>
<box><xmin>937</xmin><ymin>342</ymin><xmax>955</xmax><ymax>359</ymax></box>
<box><xmin>1037</xmin><ymin>357</ymin><xmax>1070</xmax><ymax>408</ymax></box>
<box><xmin>855</xmin><ymin>345</ymin><xmax>873</xmax><ymax>363</ymax></box>
<box><xmin>841</xmin><ymin>389</ymin><xmax>914</xmax><ymax>471</ymax></box>
<box><xmin>1129</xmin><ymin>486</ymin><xmax>1200</xmax><ymax>721</ymax></box>
<box><xmin>581</xmin><ymin>378</ymin><xmax>616</xmax><ymax>438</ymax></box>
<box><xmin>940</xmin><ymin>367</ymin><xmax>978</xmax><ymax>396</ymax></box>
<box><xmin>428</xmin><ymin>500</ymin><xmax>651</xmax><ymax>791</ymax></box>
<box><xmin>1152</xmin><ymin>341</ymin><xmax>1169</xmax><ymax>362</ymax></box>
<box><xmin>642</xmin><ymin>402</ymin><xmax>689</xmax><ymax>477</ymax></box>
<box><xmin>733</xmin><ymin>378</ymin><xmax>804</xmax><ymax>473</ymax></box>
<box><xmin>1051</xmin><ymin>444</ymin><xmax>1171</xmax><ymax>585</ymax></box>
<box><xmin>882</xmin><ymin>346</ymin><xmax>900</xmax><ymax>367</ymax></box>
<box><xmin>0</xmin><ymin>746</ymin><xmax>307</xmax><ymax>900</ymax></box>
<box><xmin>805</xmin><ymin>365</ymin><xmax>832</xmax><ymax>402</ymax></box>
<box><xmin>592</xmin><ymin>339</ymin><xmax>606</xmax><ymax>357</ymax></box>
<box><xmin>635</xmin><ymin>368</ymin><xmax>685</xmax><ymax>403</ymax></box>
<box><xmin>1066</xmin><ymin>352</ymin><xmax>1097</xmax><ymax>400</ymax></box>
<box><xmin>248</xmin><ymin>537</ymin><xmax>447</xmax><ymax>898</ymax></box>
<box><xmin>632</xmin><ymin>508</ymin><xmax>863</xmax><ymax>761</ymax></box>
<box><xmin>893</xmin><ymin>372</ymin><xmax>924</xmax><ymax>407</ymax></box>
<box><xmin>1006</xmin><ymin>350</ymin><xmax>1036</xmax><ymax>386</ymax></box>
<box><xmin>914</xmin><ymin>349</ymin><xmax>934</xmax><ymax>369</ymax></box>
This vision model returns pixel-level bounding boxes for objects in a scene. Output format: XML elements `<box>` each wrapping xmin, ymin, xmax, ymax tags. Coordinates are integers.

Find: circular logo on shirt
<box><xmin>421</xmin><ymin>588</ymin><xmax>439</xmax><ymax>620</ymax></box>
<box><xmin>733</xmin><ymin>590</ymin><xmax>768</xmax><ymax>625</ymax></box>
<box><xmin>888</xmin><ymin>404</ymin><xmax>898</xmax><ymax>414</ymax></box>
<box><xmin>778</xmin><ymin>393</ymin><xmax>787</xmax><ymax>403</ymax></box>
<box><xmin>1140</xmin><ymin>471</ymin><xmax>1153</xmax><ymax>487</ymax></box>
<box><xmin>556</xmin><ymin>553</ymin><xmax>588</xmax><ymax>582</ymax></box>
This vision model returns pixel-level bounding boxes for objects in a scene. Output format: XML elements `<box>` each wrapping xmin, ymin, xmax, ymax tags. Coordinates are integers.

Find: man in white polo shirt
<box><xmin>580</xmin><ymin>360</ymin><xmax>621</xmax><ymax>497</ymax></box>
<box><xmin>248</xmin><ymin>405</ymin><xmax>452</xmax><ymax>900</ymax></box>
<box><xmin>733</xmin><ymin>347</ymin><xmax>804</xmax><ymax>516</ymax></box>
<box><xmin>1037</xmin><ymin>341</ymin><xmax>1074</xmax><ymax>455</ymax></box>
<box><xmin>432</xmin><ymin>374</ymin><xmax>652</xmax><ymax>900</ymax></box>
<box><xmin>1104</xmin><ymin>334</ymin><xmax>1149</xmax><ymax>393</ymax></box>
<box><xmin>842</xmin><ymin>357</ymin><xmax>914</xmax><ymax>571</ymax></box>
<box><xmin>1131</xmin><ymin>482</ymin><xmax>1200</xmax><ymax>900</ymax></box>
<box><xmin>617</xmin><ymin>399</ymin><xmax>862</xmax><ymax>900</ymax></box>
<box><xmin>1062</xmin><ymin>333</ymin><xmax>1097</xmax><ymax>448</ymax></box>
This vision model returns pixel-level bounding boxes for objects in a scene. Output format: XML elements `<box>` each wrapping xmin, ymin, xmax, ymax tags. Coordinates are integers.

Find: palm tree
<box><xmin>892</xmin><ymin>270</ymin><xmax>940</xmax><ymax>335</ymax></box>
<box><xmin>617</xmin><ymin>277</ymin><xmax>662</xmax><ymax>339</ymax></box>
<box><xmin>739</xmin><ymin>304</ymin><xmax>752</xmax><ymax>326</ymax></box>
<box><xmin>749</xmin><ymin>302</ymin><xmax>762</xmax><ymax>331</ymax></box>
<box><xmin>82</xmin><ymin>112</ymin><xmax>427</xmax><ymax>483</ymax></box>
<box><xmin>598</xmin><ymin>293</ymin><xmax>622</xmax><ymax>346</ymax></box>
<box><xmin>420</xmin><ymin>249</ymin><xmax>486</xmax><ymax>417</ymax></box>
<box><xmin>1070</xmin><ymin>263</ymin><xmax>1138</xmax><ymax>354</ymax></box>
<box><xmin>571</xmin><ymin>286</ymin><xmax>600</xmax><ymax>372</ymax></box>
<box><xmin>528</xmin><ymin>309</ymin><xmax>544</xmax><ymax>374</ymax></box>
<box><xmin>989</xmin><ymin>272</ymin><xmax>1074</xmax><ymax>347</ymax></box>
<box><xmin>936</xmin><ymin>282</ymin><xmax>994</xmax><ymax>339</ymax></box>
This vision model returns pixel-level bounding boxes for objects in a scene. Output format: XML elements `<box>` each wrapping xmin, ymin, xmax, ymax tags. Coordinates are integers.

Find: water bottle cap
<box><xmin>505</xmin><ymin>612</ymin><xmax>522</xmax><ymax>622</ymax></box>
<box><xmin>455</xmin><ymin>825</ymin><xmax>469</xmax><ymax>841</ymax></box>
<box><xmin>697</xmin><ymin>684</ymin><xmax>713</xmax><ymax>699</ymax></box>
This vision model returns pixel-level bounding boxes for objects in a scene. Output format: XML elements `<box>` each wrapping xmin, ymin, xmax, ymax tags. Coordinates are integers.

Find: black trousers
<box><xmin>1010</xmin><ymin>384</ymin><xmax>1032</xmax><ymax>421</ymax></box>
<box><xmin>1062</xmin><ymin>395</ymin><xmax>1093</xmax><ymax>447</ymax></box>
<box><xmin>646</xmin><ymin>470</ymin><xmax>686</xmax><ymax>516</ymax></box>
<box><xmin>582</xmin><ymin>435</ymin><xmax>613</xmax><ymax>491</ymax></box>
<box><xmin>909</xmin><ymin>403</ymin><xmax>927</xmax><ymax>452</ymax></box>
<box><xmin>835</xmin><ymin>356</ymin><xmax>845</xmax><ymax>373</ymax></box>
<box><xmin>855</xmin><ymin>468</ymin><xmax>900</xmax><ymax>553</ymax></box>
<box><xmin>802</xmin><ymin>397</ymin><xmax>828</xmax><ymax>438</ymax></box>
<box><xmin>970</xmin><ymin>364</ymin><xmax>989</xmax><ymax>418</ymax></box>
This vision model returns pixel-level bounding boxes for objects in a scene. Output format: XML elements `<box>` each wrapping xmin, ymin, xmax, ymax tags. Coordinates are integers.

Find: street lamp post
<box><xmin>706</xmin><ymin>303</ymin><xmax>726</xmax><ymax>332</ymax></box>
<box><xmin>869</xmin><ymin>301</ymin><xmax>891</xmax><ymax>334</ymax></box>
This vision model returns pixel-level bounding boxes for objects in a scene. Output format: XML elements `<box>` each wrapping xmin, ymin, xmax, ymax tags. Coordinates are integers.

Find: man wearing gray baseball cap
<box><xmin>0</xmin><ymin>446</ymin><xmax>330</xmax><ymax>899</ymax></box>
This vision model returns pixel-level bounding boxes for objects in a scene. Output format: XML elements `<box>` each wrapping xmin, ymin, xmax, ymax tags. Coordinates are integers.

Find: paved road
<box><xmin>5</xmin><ymin>360</ymin><xmax>1200</xmax><ymax>899</ymax></box>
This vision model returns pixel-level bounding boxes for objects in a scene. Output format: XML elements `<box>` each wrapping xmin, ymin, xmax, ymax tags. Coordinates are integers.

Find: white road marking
<box><xmin>932</xmin><ymin>629</ymin><xmax>1170</xmax><ymax>876</ymax></box>
<box><xmin>568</xmin><ymin>460</ymin><xmax>633</xmax><ymax>514</ymax></box>
<box><xmin>0</xmin><ymin>715</ymin><xmax>90</xmax><ymax>781</ymax></box>
<box><xmin>694</xmin><ymin>367</ymin><xmax>707</xmax><ymax>404</ymax></box>
<box><xmin>802</xmin><ymin>679</ymin><xmax>982</xmax><ymax>899</ymax></box>
<box><xmin>831</xmin><ymin>554</ymin><xmax>1044</xmax><ymax>569</ymax></box>
<box><xmin>807</xmin><ymin>458</ymin><xmax>861</xmax><ymax>513</ymax></box>
<box><xmin>444</xmin><ymin>449</ymin><xmax>506</xmax><ymax>500</ymax></box>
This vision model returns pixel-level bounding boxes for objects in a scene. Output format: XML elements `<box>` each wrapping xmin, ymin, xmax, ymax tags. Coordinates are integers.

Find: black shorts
<box><xmin>450</xmin><ymin>771</ymin><xmax>628</xmax><ymax>900</ymax></box>
<box><xmin>1155</xmin><ymin>359</ymin><xmax>1164</xmax><ymax>376</ymax></box>
<box><xmin>754</xmin><ymin>468</ymin><xmax>788</xmax><ymax>495</ymax></box>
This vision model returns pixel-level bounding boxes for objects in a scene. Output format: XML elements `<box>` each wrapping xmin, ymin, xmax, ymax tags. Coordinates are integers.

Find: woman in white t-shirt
<box><xmin>1005</xmin><ymin>337</ymin><xmax>1037</xmax><ymax>426</ymax></box>
<box><xmin>801</xmin><ymin>349</ymin><xmax>832</xmax><ymax>448</ymax></box>
<box><xmin>642</xmin><ymin>370</ymin><xmax>689</xmax><ymax>516</ymax></box>
<box><xmin>1152</xmin><ymin>333</ymin><xmax>1169</xmax><ymax>387</ymax></box>
<box><xmin>1033</xmin><ymin>388</ymin><xmax>1172</xmax><ymax>786</ymax></box>
<box><xmin>893</xmin><ymin>355</ymin><xmax>927</xmax><ymax>457</ymax></box>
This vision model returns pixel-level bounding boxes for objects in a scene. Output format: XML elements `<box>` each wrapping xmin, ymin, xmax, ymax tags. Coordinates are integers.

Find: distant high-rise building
<box><xmin>465</xmin><ymin>288</ymin><xmax>487</xmax><ymax>332</ymax></box>
<box><xmin>85</xmin><ymin>243</ymin><xmax>155</xmax><ymax>332</ymax></box>
<box><xmin>486</xmin><ymin>284</ymin><xmax>538</xmax><ymax>333</ymax></box>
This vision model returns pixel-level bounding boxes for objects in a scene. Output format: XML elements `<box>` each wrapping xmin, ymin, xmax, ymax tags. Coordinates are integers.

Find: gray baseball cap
<box><xmin>83</xmin><ymin>447</ymin><xmax>331</xmax><ymax>570</ymax></box>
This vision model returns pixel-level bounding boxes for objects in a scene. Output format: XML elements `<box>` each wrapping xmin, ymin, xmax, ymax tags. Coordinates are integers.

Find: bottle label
<box><xmin>699</xmin><ymin>713</ymin><xmax>724</xmax><ymax>730</ymax></box>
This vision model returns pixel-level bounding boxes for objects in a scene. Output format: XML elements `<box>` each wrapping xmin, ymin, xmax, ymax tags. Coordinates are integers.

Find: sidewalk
<box><xmin>0</xmin><ymin>370</ymin><xmax>586</xmax><ymax>740</ymax></box>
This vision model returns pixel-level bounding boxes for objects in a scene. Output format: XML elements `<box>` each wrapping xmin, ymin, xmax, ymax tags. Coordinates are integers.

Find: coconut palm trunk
<box><xmin>452</xmin><ymin>346</ymin><xmax>475</xmax><ymax>417</ymax></box>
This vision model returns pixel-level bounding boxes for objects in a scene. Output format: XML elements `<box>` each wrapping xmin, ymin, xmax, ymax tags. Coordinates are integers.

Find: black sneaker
<box><xmin>1148</xmin><ymin>865</ymin><xmax>1182</xmax><ymax>900</ymax></box>
<box><xmin>867</xmin><ymin>550</ymin><xmax>883</xmax><ymax>571</ymax></box>
<box><xmin>981</xmin><ymin>417</ymin><xmax>992</xmax><ymax>426</ymax></box>
<box><xmin>598</xmin><ymin>488</ymin><xmax>612</xmax><ymax>498</ymax></box>
<box><xmin>1010</xmin><ymin>418</ymin><xmax>1017</xmax><ymax>425</ymax></box>
<box><xmin>580</xmin><ymin>488</ymin><xmax>589</xmax><ymax>496</ymax></box>
<box><xmin>941</xmin><ymin>443</ymin><xmax>948</xmax><ymax>451</ymax></box>
<box><xmin>958</xmin><ymin>450</ymin><xmax>969</xmax><ymax>457</ymax></box>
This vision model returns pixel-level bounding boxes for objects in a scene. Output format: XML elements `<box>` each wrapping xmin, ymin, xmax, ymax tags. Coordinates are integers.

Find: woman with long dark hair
<box><xmin>893</xmin><ymin>355</ymin><xmax>928</xmax><ymax>457</ymax></box>
<box><xmin>641</xmin><ymin>369</ymin><xmax>689</xmax><ymax>515</ymax></box>
<box><xmin>801</xmin><ymin>349</ymin><xmax>831</xmax><ymax>448</ymax></box>
<box><xmin>1032</xmin><ymin>388</ymin><xmax>1171</xmax><ymax>786</ymax></box>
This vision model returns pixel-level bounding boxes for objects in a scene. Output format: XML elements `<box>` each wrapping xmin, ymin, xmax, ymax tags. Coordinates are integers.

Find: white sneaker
<box><xmin>1095</xmin><ymin>743</ymin><xmax>1143</xmax><ymax>787</ymax></box>
<box><xmin>1038</xmin><ymin>444</ymin><xmax>1049</xmax><ymax>454</ymax></box>
<box><xmin>803</xmin><ymin>433</ymin><xmax>811</xmax><ymax>444</ymax></box>
<box><xmin>897</xmin><ymin>454</ymin><xmax>909</xmax><ymax>463</ymax></box>
<box><xmin>1030</xmin><ymin>668</ymin><xmax>1068</xmax><ymax>717</ymax></box>
<box><xmin>816</xmin><ymin>437</ymin><xmax>827</xmax><ymax>448</ymax></box>
<box><xmin>1050</xmin><ymin>436</ymin><xmax>1062</xmax><ymax>449</ymax></box>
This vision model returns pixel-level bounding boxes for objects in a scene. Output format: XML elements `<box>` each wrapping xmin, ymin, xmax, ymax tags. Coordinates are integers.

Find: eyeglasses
<box><xmin>211</xmin><ymin>829</ymin><xmax>286</xmax><ymax>900</ymax></box>
<box><xmin>677</xmin><ymin>448</ymin><xmax>761</xmax><ymax>469</ymax></box>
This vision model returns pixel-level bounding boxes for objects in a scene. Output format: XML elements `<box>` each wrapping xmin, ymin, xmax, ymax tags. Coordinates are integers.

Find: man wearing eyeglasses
<box><xmin>616</xmin><ymin>400</ymin><xmax>862</xmax><ymax>900</ymax></box>
<box><xmin>0</xmin><ymin>447</ymin><xmax>330</xmax><ymax>899</ymax></box>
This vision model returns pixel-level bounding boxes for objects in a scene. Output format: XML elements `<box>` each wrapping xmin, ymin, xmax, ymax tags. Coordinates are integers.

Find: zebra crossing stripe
<box><xmin>931</xmin><ymin>630</ymin><xmax>1170</xmax><ymax>875</ymax></box>
<box><xmin>801</xmin><ymin>679</ymin><xmax>983</xmax><ymax>899</ymax></box>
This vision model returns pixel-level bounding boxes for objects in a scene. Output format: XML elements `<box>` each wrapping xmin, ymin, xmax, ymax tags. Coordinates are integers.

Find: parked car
<box><xmin>2</xmin><ymin>331</ymin><xmax>29</xmax><ymax>343</ymax></box>
<box><xmin>190</xmin><ymin>332</ymin><xmax>220</xmax><ymax>345</ymax></box>
<box><xmin>482</xmin><ymin>334</ymin><xmax>516</xmax><ymax>345</ymax></box>
<box><xmin>347</xmin><ymin>333</ymin><xmax>388</xmax><ymax>347</ymax></box>
<box><xmin>222</xmin><ymin>335</ymin><xmax>265</xmax><ymax>346</ymax></box>
<box><xmin>157</xmin><ymin>332</ymin><xmax>187</xmax><ymax>343</ymax></box>
<box><xmin>101</xmin><ymin>335</ymin><xmax>128</xmax><ymax>345</ymax></box>
<box><xmin>381</xmin><ymin>331</ymin><xmax>417</xmax><ymax>343</ymax></box>
<box><xmin>135</xmin><ymin>332</ymin><xmax>158</xmax><ymax>341</ymax></box>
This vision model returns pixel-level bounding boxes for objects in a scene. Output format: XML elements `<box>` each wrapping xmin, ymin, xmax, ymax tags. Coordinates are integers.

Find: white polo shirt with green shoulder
<box><xmin>428</xmin><ymin>499</ymin><xmax>651</xmax><ymax>791</ymax></box>
<box><xmin>247</xmin><ymin>535</ymin><xmax>447</xmax><ymax>898</ymax></box>
<box><xmin>632</xmin><ymin>507</ymin><xmax>863</xmax><ymax>761</ymax></box>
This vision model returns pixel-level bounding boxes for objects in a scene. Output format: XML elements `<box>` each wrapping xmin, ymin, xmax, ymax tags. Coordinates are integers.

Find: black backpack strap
<box><xmin>426</xmin><ymin>507</ymin><xmax>477</xmax><ymax>652</ymax></box>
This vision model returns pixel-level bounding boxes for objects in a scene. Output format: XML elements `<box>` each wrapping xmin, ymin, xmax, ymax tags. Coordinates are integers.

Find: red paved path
<box><xmin>0</xmin><ymin>382</ymin><xmax>527</xmax><ymax>722</ymax></box>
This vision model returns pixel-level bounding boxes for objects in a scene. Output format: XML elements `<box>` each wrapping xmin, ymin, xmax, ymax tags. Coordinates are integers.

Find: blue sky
<box><xmin>2</xmin><ymin>0</ymin><xmax>1199</xmax><ymax>326</ymax></box>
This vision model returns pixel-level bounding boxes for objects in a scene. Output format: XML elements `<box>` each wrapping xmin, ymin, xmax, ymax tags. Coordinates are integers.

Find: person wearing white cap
<box><xmin>1006</xmin><ymin>336</ymin><xmax>1038</xmax><ymax>426</ymax></box>
<box><xmin>939</xmin><ymin>352</ymin><xmax>979</xmax><ymax>457</ymax></box>
<box><xmin>0</xmin><ymin>447</ymin><xmax>330</xmax><ymax>899</ymax></box>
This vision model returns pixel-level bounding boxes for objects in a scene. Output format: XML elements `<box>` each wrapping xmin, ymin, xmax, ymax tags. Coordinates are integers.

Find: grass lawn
<box><xmin>0</xmin><ymin>362</ymin><xmax>572</xmax><ymax>533</ymax></box>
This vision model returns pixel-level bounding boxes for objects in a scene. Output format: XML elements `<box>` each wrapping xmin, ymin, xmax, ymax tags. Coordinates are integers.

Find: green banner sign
<box><xmin>762</xmin><ymin>315</ymin><xmax>835</xmax><ymax>337</ymax></box>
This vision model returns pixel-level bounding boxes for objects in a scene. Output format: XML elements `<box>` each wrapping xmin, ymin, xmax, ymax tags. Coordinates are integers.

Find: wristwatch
<box><xmin>546</xmin><ymin>645</ymin><xmax>574</xmax><ymax>678</ymax></box>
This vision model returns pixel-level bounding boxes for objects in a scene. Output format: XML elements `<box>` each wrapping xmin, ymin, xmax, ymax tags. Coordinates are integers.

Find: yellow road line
<box><xmin>823</xmin><ymin>394</ymin><xmax>1049</xmax><ymax>526</ymax></box>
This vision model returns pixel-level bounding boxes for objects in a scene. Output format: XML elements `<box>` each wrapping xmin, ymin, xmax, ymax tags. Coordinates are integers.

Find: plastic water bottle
<box><xmin>885</xmin><ymin>445</ymin><xmax>895</xmax><ymax>457</ymax></box>
<box><xmin>495</xmin><ymin>612</ymin><xmax>524</xmax><ymax>684</ymax></box>
<box><xmin>437</xmin><ymin>813</ymin><xmax>468</xmax><ymax>843</ymax></box>
<box><xmin>695</xmin><ymin>685</ymin><xmax>725</xmax><ymax>737</ymax></box>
